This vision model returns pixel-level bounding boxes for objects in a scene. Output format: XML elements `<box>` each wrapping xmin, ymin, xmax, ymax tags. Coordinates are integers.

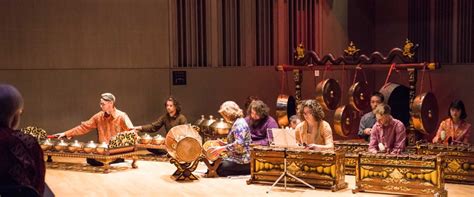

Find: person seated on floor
<box><xmin>358</xmin><ymin>92</ymin><xmax>384</xmax><ymax>141</ymax></box>
<box><xmin>208</xmin><ymin>101</ymin><xmax>251</xmax><ymax>177</ymax></box>
<box><xmin>53</xmin><ymin>93</ymin><xmax>134</xmax><ymax>166</ymax></box>
<box><xmin>289</xmin><ymin>115</ymin><xmax>301</xmax><ymax>130</ymax></box>
<box><xmin>432</xmin><ymin>99</ymin><xmax>471</xmax><ymax>145</ymax></box>
<box><xmin>295</xmin><ymin>100</ymin><xmax>334</xmax><ymax>150</ymax></box>
<box><xmin>368</xmin><ymin>104</ymin><xmax>406</xmax><ymax>154</ymax></box>
<box><xmin>245</xmin><ymin>100</ymin><xmax>278</xmax><ymax>146</ymax></box>
<box><xmin>133</xmin><ymin>96</ymin><xmax>187</xmax><ymax>155</ymax></box>
<box><xmin>0</xmin><ymin>84</ymin><xmax>45</xmax><ymax>195</ymax></box>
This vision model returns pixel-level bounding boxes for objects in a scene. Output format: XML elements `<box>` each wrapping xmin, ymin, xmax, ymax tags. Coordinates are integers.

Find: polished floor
<box><xmin>45</xmin><ymin>153</ymin><xmax>473</xmax><ymax>197</ymax></box>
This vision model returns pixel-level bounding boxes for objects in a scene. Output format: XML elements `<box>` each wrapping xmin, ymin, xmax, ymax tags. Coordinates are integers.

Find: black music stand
<box><xmin>266</xmin><ymin>129</ymin><xmax>315</xmax><ymax>193</ymax></box>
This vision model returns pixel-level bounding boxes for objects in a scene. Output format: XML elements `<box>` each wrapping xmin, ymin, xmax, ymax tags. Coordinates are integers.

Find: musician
<box><xmin>133</xmin><ymin>96</ymin><xmax>187</xmax><ymax>134</ymax></box>
<box><xmin>0</xmin><ymin>84</ymin><xmax>45</xmax><ymax>195</ymax></box>
<box><xmin>368</xmin><ymin>104</ymin><xmax>406</xmax><ymax>154</ymax></box>
<box><xmin>295</xmin><ymin>100</ymin><xmax>334</xmax><ymax>150</ymax></box>
<box><xmin>432</xmin><ymin>100</ymin><xmax>471</xmax><ymax>144</ymax></box>
<box><xmin>358</xmin><ymin>92</ymin><xmax>384</xmax><ymax>141</ymax></box>
<box><xmin>53</xmin><ymin>93</ymin><xmax>134</xmax><ymax>166</ymax></box>
<box><xmin>133</xmin><ymin>96</ymin><xmax>187</xmax><ymax>155</ymax></box>
<box><xmin>289</xmin><ymin>115</ymin><xmax>301</xmax><ymax>129</ymax></box>
<box><xmin>208</xmin><ymin>101</ymin><xmax>251</xmax><ymax>177</ymax></box>
<box><xmin>245</xmin><ymin>100</ymin><xmax>278</xmax><ymax>146</ymax></box>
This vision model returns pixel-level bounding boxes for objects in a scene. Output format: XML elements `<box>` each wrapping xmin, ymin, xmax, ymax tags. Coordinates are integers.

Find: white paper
<box><xmin>270</xmin><ymin>128</ymin><xmax>299</xmax><ymax>148</ymax></box>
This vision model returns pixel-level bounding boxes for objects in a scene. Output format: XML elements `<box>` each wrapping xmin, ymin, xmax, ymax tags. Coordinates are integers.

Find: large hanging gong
<box><xmin>348</xmin><ymin>81</ymin><xmax>371</xmax><ymax>112</ymax></box>
<box><xmin>276</xmin><ymin>94</ymin><xmax>296</xmax><ymax>127</ymax></box>
<box><xmin>315</xmin><ymin>78</ymin><xmax>341</xmax><ymax>111</ymax></box>
<box><xmin>411</xmin><ymin>92</ymin><xmax>439</xmax><ymax>135</ymax></box>
<box><xmin>379</xmin><ymin>83</ymin><xmax>410</xmax><ymax>126</ymax></box>
<box><xmin>334</xmin><ymin>105</ymin><xmax>361</xmax><ymax>137</ymax></box>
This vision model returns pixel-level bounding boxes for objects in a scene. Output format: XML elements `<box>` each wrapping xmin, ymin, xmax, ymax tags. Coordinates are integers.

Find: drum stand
<box><xmin>266</xmin><ymin>148</ymin><xmax>315</xmax><ymax>193</ymax></box>
<box><xmin>202</xmin><ymin>157</ymin><xmax>223</xmax><ymax>178</ymax></box>
<box><xmin>170</xmin><ymin>158</ymin><xmax>200</xmax><ymax>181</ymax></box>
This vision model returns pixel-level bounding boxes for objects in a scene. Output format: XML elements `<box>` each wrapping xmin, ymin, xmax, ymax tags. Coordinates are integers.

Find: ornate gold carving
<box><xmin>389</xmin><ymin>169</ymin><xmax>404</xmax><ymax>179</ymax></box>
<box><xmin>21</xmin><ymin>126</ymin><xmax>47</xmax><ymax>142</ymax></box>
<box><xmin>295</xmin><ymin>43</ymin><xmax>305</xmax><ymax>60</ymax></box>
<box><xmin>383</xmin><ymin>185</ymin><xmax>411</xmax><ymax>192</ymax></box>
<box><xmin>403</xmin><ymin>38</ymin><xmax>415</xmax><ymax>58</ymax></box>
<box><xmin>109</xmin><ymin>131</ymin><xmax>137</xmax><ymax>148</ymax></box>
<box><xmin>344</xmin><ymin>41</ymin><xmax>360</xmax><ymax>56</ymax></box>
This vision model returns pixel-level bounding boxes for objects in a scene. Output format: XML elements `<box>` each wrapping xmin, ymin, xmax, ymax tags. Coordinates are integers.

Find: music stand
<box><xmin>266</xmin><ymin>128</ymin><xmax>315</xmax><ymax>193</ymax></box>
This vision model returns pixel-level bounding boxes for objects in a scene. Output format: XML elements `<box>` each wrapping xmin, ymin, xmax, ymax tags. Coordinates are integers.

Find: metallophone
<box><xmin>353</xmin><ymin>152</ymin><xmax>447</xmax><ymax>196</ymax></box>
<box><xmin>247</xmin><ymin>146</ymin><xmax>347</xmax><ymax>191</ymax></box>
<box><xmin>417</xmin><ymin>143</ymin><xmax>474</xmax><ymax>185</ymax></box>
<box><xmin>334</xmin><ymin>140</ymin><xmax>418</xmax><ymax>175</ymax></box>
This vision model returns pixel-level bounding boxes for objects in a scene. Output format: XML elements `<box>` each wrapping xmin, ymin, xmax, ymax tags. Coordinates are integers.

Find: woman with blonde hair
<box><xmin>295</xmin><ymin>100</ymin><xmax>334</xmax><ymax>150</ymax></box>
<box><xmin>208</xmin><ymin>101</ymin><xmax>251</xmax><ymax>176</ymax></box>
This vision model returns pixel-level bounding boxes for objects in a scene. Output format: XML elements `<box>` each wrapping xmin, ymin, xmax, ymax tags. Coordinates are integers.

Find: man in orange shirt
<box><xmin>53</xmin><ymin>93</ymin><xmax>134</xmax><ymax>166</ymax></box>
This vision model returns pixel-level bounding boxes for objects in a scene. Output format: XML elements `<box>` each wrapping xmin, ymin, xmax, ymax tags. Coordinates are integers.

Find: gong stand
<box><xmin>278</xmin><ymin>40</ymin><xmax>440</xmax><ymax>145</ymax></box>
<box><xmin>170</xmin><ymin>158</ymin><xmax>201</xmax><ymax>181</ymax></box>
<box><xmin>202</xmin><ymin>157</ymin><xmax>223</xmax><ymax>178</ymax></box>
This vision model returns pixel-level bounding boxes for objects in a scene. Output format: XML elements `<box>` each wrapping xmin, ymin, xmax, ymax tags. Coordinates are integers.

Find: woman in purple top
<box><xmin>368</xmin><ymin>104</ymin><xmax>407</xmax><ymax>154</ymax></box>
<box><xmin>245</xmin><ymin>100</ymin><xmax>278</xmax><ymax>146</ymax></box>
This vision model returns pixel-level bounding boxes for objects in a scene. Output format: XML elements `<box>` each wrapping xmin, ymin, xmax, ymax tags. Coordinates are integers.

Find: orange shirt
<box><xmin>433</xmin><ymin>118</ymin><xmax>471</xmax><ymax>144</ymax></box>
<box><xmin>64</xmin><ymin>109</ymin><xmax>134</xmax><ymax>143</ymax></box>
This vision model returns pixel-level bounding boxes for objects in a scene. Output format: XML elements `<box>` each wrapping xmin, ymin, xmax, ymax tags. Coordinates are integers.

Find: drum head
<box><xmin>276</xmin><ymin>94</ymin><xmax>296</xmax><ymax>127</ymax></box>
<box><xmin>202</xmin><ymin>140</ymin><xmax>222</xmax><ymax>161</ymax></box>
<box><xmin>316</xmin><ymin>78</ymin><xmax>341</xmax><ymax>110</ymax></box>
<box><xmin>412</xmin><ymin>92</ymin><xmax>439</xmax><ymax>135</ymax></box>
<box><xmin>379</xmin><ymin>83</ymin><xmax>410</xmax><ymax>126</ymax></box>
<box><xmin>165</xmin><ymin>124</ymin><xmax>203</xmax><ymax>162</ymax></box>
<box><xmin>176</xmin><ymin>137</ymin><xmax>202</xmax><ymax>163</ymax></box>
<box><xmin>334</xmin><ymin>105</ymin><xmax>361</xmax><ymax>137</ymax></box>
<box><xmin>348</xmin><ymin>82</ymin><xmax>371</xmax><ymax>112</ymax></box>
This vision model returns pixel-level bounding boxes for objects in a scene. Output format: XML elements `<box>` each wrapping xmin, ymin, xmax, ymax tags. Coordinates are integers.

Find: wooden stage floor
<box><xmin>45</xmin><ymin>153</ymin><xmax>473</xmax><ymax>197</ymax></box>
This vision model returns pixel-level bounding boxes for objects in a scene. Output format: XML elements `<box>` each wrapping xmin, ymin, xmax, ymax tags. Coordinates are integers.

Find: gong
<box><xmin>334</xmin><ymin>105</ymin><xmax>361</xmax><ymax>137</ymax></box>
<box><xmin>411</xmin><ymin>92</ymin><xmax>439</xmax><ymax>135</ymax></box>
<box><xmin>275</xmin><ymin>94</ymin><xmax>296</xmax><ymax>127</ymax></box>
<box><xmin>379</xmin><ymin>83</ymin><xmax>410</xmax><ymax>126</ymax></box>
<box><xmin>348</xmin><ymin>81</ymin><xmax>371</xmax><ymax>112</ymax></box>
<box><xmin>315</xmin><ymin>78</ymin><xmax>341</xmax><ymax>111</ymax></box>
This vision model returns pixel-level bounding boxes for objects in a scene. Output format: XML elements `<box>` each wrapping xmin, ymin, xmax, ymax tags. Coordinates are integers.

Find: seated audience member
<box><xmin>0</xmin><ymin>84</ymin><xmax>45</xmax><ymax>195</ymax></box>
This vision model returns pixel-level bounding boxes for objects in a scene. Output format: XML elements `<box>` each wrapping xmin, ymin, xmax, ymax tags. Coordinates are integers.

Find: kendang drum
<box><xmin>333</xmin><ymin>105</ymin><xmax>361</xmax><ymax>137</ymax></box>
<box><xmin>275</xmin><ymin>94</ymin><xmax>296</xmax><ymax>127</ymax></box>
<box><xmin>348</xmin><ymin>81</ymin><xmax>371</xmax><ymax>112</ymax></box>
<box><xmin>316</xmin><ymin>78</ymin><xmax>341</xmax><ymax>111</ymax></box>
<box><xmin>165</xmin><ymin>124</ymin><xmax>203</xmax><ymax>163</ymax></box>
<box><xmin>379</xmin><ymin>83</ymin><xmax>410</xmax><ymax>126</ymax></box>
<box><xmin>202</xmin><ymin>140</ymin><xmax>224</xmax><ymax>161</ymax></box>
<box><xmin>411</xmin><ymin>92</ymin><xmax>439</xmax><ymax>135</ymax></box>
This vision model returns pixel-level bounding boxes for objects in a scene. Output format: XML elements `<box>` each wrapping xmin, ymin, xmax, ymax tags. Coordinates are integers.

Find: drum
<box><xmin>276</xmin><ymin>94</ymin><xmax>296</xmax><ymax>127</ymax></box>
<box><xmin>165</xmin><ymin>124</ymin><xmax>203</xmax><ymax>163</ymax></box>
<box><xmin>411</xmin><ymin>92</ymin><xmax>439</xmax><ymax>135</ymax></box>
<box><xmin>202</xmin><ymin>140</ymin><xmax>225</xmax><ymax>161</ymax></box>
<box><xmin>333</xmin><ymin>105</ymin><xmax>361</xmax><ymax>137</ymax></box>
<box><xmin>348</xmin><ymin>81</ymin><xmax>371</xmax><ymax>112</ymax></box>
<box><xmin>315</xmin><ymin>78</ymin><xmax>341</xmax><ymax>111</ymax></box>
<box><xmin>379</xmin><ymin>83</ymin><xmax>410</xmax><ymax>126</ymax></box>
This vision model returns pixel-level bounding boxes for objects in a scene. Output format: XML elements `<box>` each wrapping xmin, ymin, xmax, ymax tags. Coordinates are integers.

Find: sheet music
<box><xmin>269</xmin><ymin>128</ymin><xmax>299</xmax><ymax>148</ymax></box>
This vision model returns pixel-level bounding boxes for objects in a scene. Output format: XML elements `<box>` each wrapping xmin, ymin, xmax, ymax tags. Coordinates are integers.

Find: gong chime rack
<box><xmin>275</xmin><ymin>39</ymin><xmax>440</xmax><ymax>145</ymax></box>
